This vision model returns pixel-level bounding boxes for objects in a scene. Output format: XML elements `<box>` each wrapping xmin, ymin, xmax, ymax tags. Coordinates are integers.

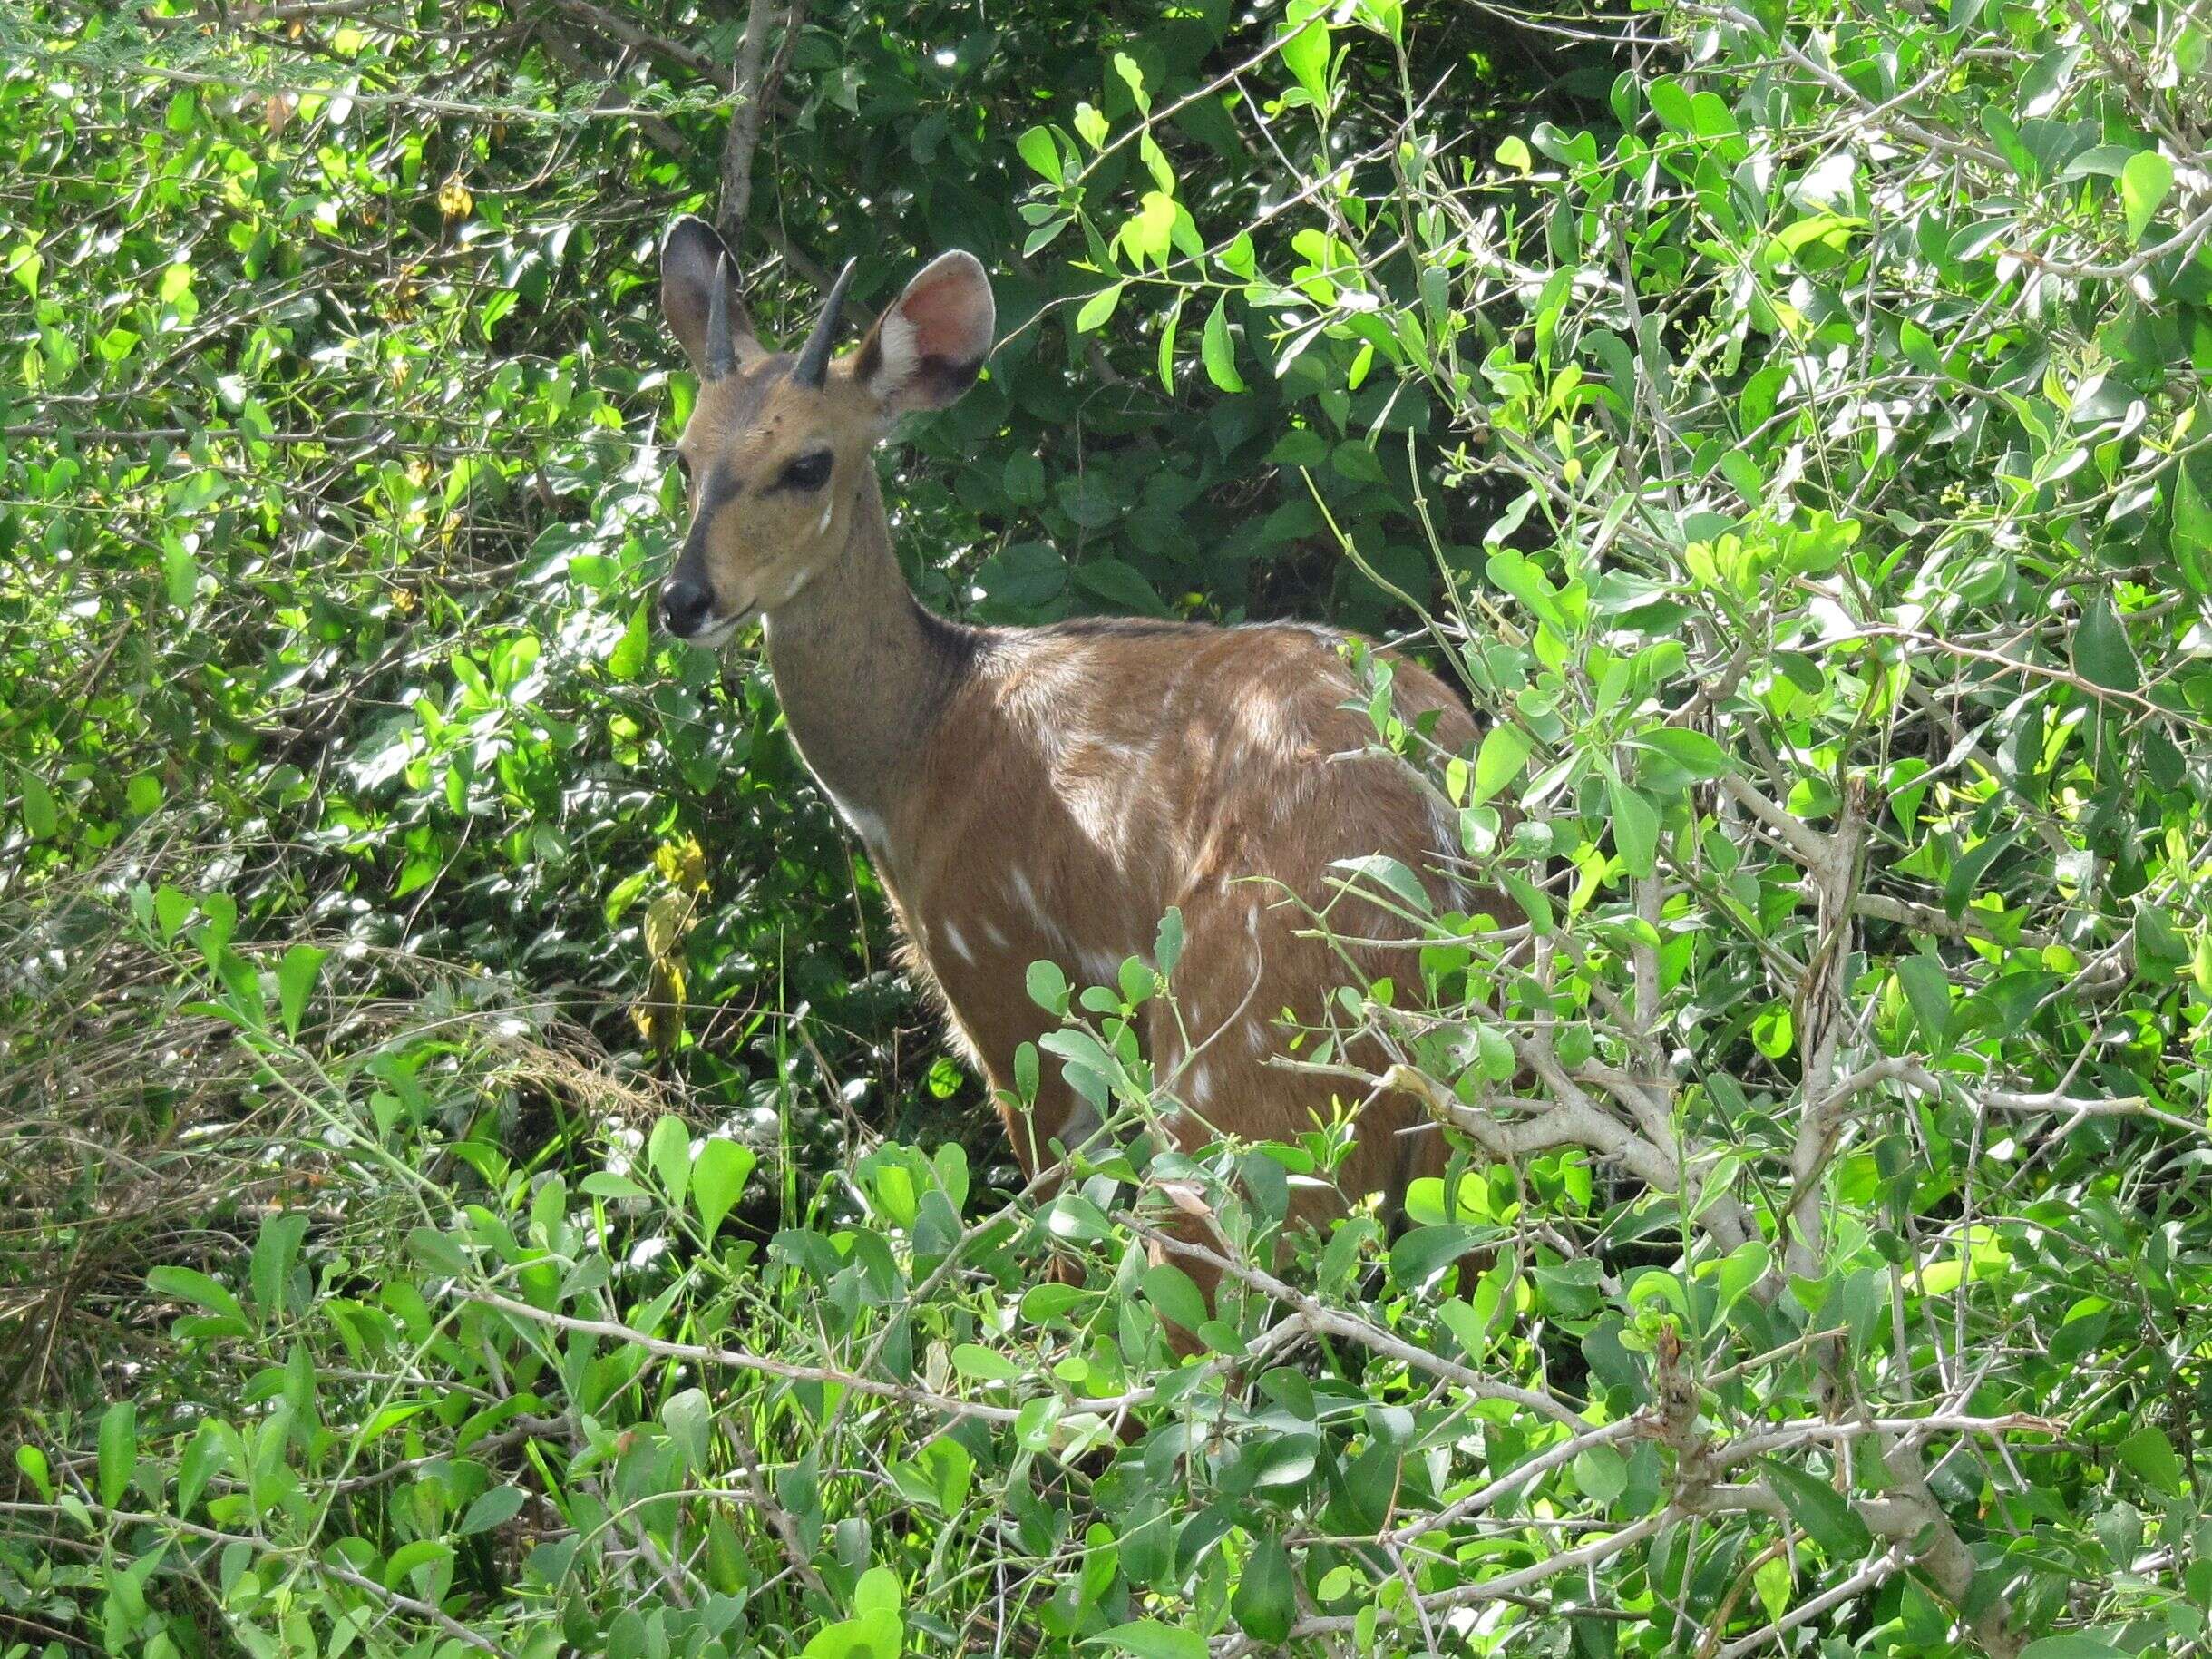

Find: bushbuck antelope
<box><xmin>655</xmin><ymin>216</ymin><xmax>1481</xmax><ymax>1284</ymax></box>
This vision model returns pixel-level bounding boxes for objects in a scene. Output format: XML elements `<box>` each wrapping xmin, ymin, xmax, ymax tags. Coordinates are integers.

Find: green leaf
<box><xmin>1500</xmin><ymin>869</ymin><xmax>1553</xmax><ymax>935</ymax></box>
<box><xmin>459</xmin><ymin>1486</ymin><xmax>529</xmax><ymax>1536</ymax></box>
<box><xmin>1155</xmin><ymin>906</ymin><xmax>1184</xmax><ymax>979</ymax></box>
<box><xmin>249</xmin><ymin>1211</ymin><xmax>308</xmax><ymax>1319</ymax></box>
<box><xmin>18</xmin><ymin>769</ymin><xmax>57</xmax><ymax>840</ymax></box>
<box><xmin>1015</xmin><ymin>125</ymin><xmax>1061</xmax><ymax>184</ymax></box>
<box><xmin>383</xmin><ymin>1541</ymin><xmax>453</xmax><ymax>1590</ymax></box>
<box><xmin>2120</xmin><ymin>149</ymin><xmax>2173</xmax><ymax>245</ymax></box>
<box><xmin>1119</xmin><ymin>190</ymin><xmax>1177</xmax><ymax>269</ymax></box>
<box><xmin>277</xmin><ymin>944</ymin><xmax>327</xmax><ymax>1039</ymax></box>
<box><xmin>1769</xmin><ymin>212</ymin><xmax>1866</xmax><ymax>258</ymax></box>
<box><xmin>2116</xmin><ymin>1424</ymin><xmax>2187</xmax><ymax>1497</ymax></box>
<box><xmin>1941</xmin><ymin>827</ymin><xmax>2018</xmax><ymax>918</ymax></box>
<box><xmin>1231</xmin><ymin>1536</ymin><xmax>1295</xmax><ymax>1642</ymax></box>
<box><xmin>1575</xmin><ymin>1444</ymin><xmax>1629</xmax><ymax>1505</ymax></box>
<box><xmin>1071</xmin><ymin>557</ymin><xmax>1170</xmax><ymax>618</ymax></box>
<box><xmin>648</xmin><ymin>1115</ymin><xmax>691</xmax><ymax>1206</ymax></box>
<box><xmin>15</xmin><ymin>1445</ymin><xmax>50</xmax><ymax>1500</ymax></box>
<box><xmin>5</xmin><ymin>244</ymin><xmax>40</xmax><ymax>298</ymax></box>
<box><xmin>951</xmin><ymin>1342</ymin><xmax>1022</xmax><ymax>1381</ymax></box>
<box><xmin>1330</xmin><ymin>854</ymin><xmax>1429</xmax><ymax>912</ymax></box>
<box><xmin>1278</xmin><ymin>5</ymin><xmax>1331</xmax><ymax>103</ymax></box>
<box><xmin>1112</xmin><ymin>51</ymin><xmax>1150</xmax><ymax>116</ymax></box>
<box><xmin>692</xmin><ymin>1138</ymin><xmax>756</xmax><ymax>1245</ymax></box>
<box><xmin>1076</xmin><ymin>282</ymin><xmax>1125</xmax><ymax>334</ymax></box>
<box><xmin>1896</xmin><ymin>953</ymin><xmax>1953</xmax><ymax>1053</ymax></box>
<box><xmin>1473</xmin><ymin>723</ymin><xmax>1532</xmax><ymax>805</ymax></box>
<box><xmin>1759</xmin><ymin>1458</ymin><xmax>1870</xmax><ymax>1557</ymax></box>
<box><xmin>175</xmin><ymin>1423</ymin><xmax>226</xmax><ymax>1517</ymax></box>
<box><xmin>2020</xmin><ymin>1639</ymin><xmax>2129</xmax><ymax>1659</ymax></box>
<box><xmin>2072</xmin><ymin>598</ymin><xmax>2139</xmax><ymax>692</ymax></box>
<box><xmin>800</xmin><ymin>1611</ymin><xmax>901</xmax><ymax>1659</ymax></box>
<box><xmin>1647</xmin><ymin>77</ymin><xmax>1695</xmax><ymax>131</ymax></box>
<box><xmin>1140</xmin><ymin>1263</ymin><xmax>1207</xmax><ymax>1332</ymax></box>
<box><xmin>607</xmin><ymin>599</ymin><xmax>651</xmax><ymax>680</ymax></box>
<box><xmin>153</xmin><ymin>886</ymin><xmax>194</xmax><ymax>941</ymax></box>
<box><xmin>1754</xmin><ymin>1552</ymin><xmax>1791</xmax><ymax>1622</ymax></box>
<box><xmin>1389</xmin><ymin>1225</ymin><xmax>1481</xmax><ymax>1295</ymax></box>
<box><xmin>1027</xmin><ymin>959</ymin><xmax>1069</xmax><ymax>1014</ymax></box>
<box><xmin>2175</xmin><ymin>471</ymin><xmax>2212</xmax><ymax>591</ymax></box>
<box><xmin>1486</xmin><ymin>550</ymin><xmax>1568</xmax><ymax>630</ymax></box>
<box><xmin>148</xmin><ymin>1265</ymin><xmax>248</xmax><ymax>1328</ymax></box>
<box><xmin>1608</xmin><ymin>777</ymin><xmax>1661</xmax><ymax>878</ymax></box>
<box><xmin>853</xmin><ymin>1566</ymin><xmax>902</xmax><ymax>1617</ymax></box>
<box><xmin>661</xmin><ymin>1386</ymin><xmax>713</xmax><ymax>1471</ymax></box>
<box><xmin>98</xmin><ymin>1401</ymin><xmax>136</xmax><ymax>1508</ymax></box>
<box><xmin>1634</xmin><ymin>727</ymin><xmax>1732</xmax><ymax>783</ymax></box>
<box><xmin>1203</xmin><ymin>297</ymin><xmax>1247</xmax><ymax>392</ymax></box>
<box><xmin>163</xmin><ymin>538</ymin><xmax>199</xmax><ymax>609</ymax></box>
<box><xmin>1091</xmin><ymin>1621</ymin><xmax>1206</xmax><ymax>1659</ymax></box>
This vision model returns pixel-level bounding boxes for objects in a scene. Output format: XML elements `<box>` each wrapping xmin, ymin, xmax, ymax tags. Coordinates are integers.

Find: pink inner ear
<box><xmin>900</xmin><ymin>266</ymin><xmax>989</xmax><ymax>361</ymax></box>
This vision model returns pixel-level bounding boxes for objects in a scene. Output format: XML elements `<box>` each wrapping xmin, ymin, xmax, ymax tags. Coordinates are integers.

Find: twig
<box><xmin>1714</xmin><ymin>1546</ymin><xmax>1906</xmax><ymax>1659</ymax></box>
<box><xmin>0</xmin><ymin>1501</ymin><xmax>518</xmax><ymax>1659</ymax></box>
<box><xmin>716</xmin><ymin>0</ymin><xmax>778</xmax><ymax>246</ymax></box>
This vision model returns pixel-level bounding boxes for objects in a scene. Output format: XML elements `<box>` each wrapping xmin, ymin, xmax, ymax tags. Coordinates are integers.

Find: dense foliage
<box><xmin>7</xmin><ymin>0</ymin><xmax>2212</xmax><ymax>1654</ymax></box>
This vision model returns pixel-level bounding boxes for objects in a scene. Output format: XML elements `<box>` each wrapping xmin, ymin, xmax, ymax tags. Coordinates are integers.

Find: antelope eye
<box><xmin>779</xmin><ymin>449</ymin><xmax>833</xmax><ymax>492</ymax></box>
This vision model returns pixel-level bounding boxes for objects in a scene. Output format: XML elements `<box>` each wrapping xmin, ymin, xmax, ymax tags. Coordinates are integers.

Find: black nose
<box><xmin>660</xmin><ymin>578</ymin><xmax>713</xmax><ymax>636</ymax></box>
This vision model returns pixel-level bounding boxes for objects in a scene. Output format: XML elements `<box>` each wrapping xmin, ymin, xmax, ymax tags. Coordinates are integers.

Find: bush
<box><xmin>7</xmin><ymin>0</ymin><xmax>2212</xmax><ymax>1654</ymax></box>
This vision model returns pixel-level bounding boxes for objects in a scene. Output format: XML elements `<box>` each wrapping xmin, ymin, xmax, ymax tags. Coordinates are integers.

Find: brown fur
<box><xmin>656</xmin><ymin>222</ymin><xmax>1485</xmax><ymax>1299</ymax></box>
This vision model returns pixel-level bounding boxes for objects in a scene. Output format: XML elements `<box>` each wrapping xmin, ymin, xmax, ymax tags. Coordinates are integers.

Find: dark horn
<box><xmin>704</xmin><ymin>253</ymin><xmax>737</xmax><ymax>380</ymax></box>
<box><xmin>792</xmin><ymin>258</ymin><xmax>858</xmax><ymax>389</ymax></box>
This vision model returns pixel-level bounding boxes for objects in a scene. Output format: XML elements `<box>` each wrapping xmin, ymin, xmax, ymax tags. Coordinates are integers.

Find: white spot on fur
<box><xmin>982</xmin><ymin>918</ymin><xmax>1009</xmax><ymax>949</ymax></box>
<box><xmin>942</xmin><ymin>920</ymin><xmax>975</xmax><ymax>964</ymax></box>
<box><xmin>1078</xmin><ymin>948</ymin><xmax>1121</xmax><ymax>986</ymax></box>
<box><xmin>997</xmin><ymin>647</ymin><xmax>1101</xmax><ymax>766</ymax></box>
<box><xmin>1245</xmin><ymin>1019</ymin><xmax>1272</xmax><ymax>1055</ymax></box>
<box><xmin>1063</xmin><ymin>772</ymin><xmax>1127</xmax><ymax>860</ymax></box>
<box><xmin>815</xmin><ymin>498</ymin><xmax>834</xmax><ymax>537</ymax></box>
<box><xmin>1187</xmin><ymin>1064</ymin><xmax>1215</xmax><ymax>1108</ymax></box>
<box><xmin>1241</xmin><ymin>691</ymin><xmax>1301</xmax><ymax>756</ymax></box>
<box><xmin>1007</xmin><ymin>866</ymin><xmax>1073</xmax><ymax>953</ymax></box>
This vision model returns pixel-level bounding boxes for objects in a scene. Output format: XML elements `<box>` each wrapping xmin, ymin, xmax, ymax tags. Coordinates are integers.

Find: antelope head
<box><xmin>655</xmin><ymin>216</ymin><xmax>998</xmax><ymax>645</ymax></box>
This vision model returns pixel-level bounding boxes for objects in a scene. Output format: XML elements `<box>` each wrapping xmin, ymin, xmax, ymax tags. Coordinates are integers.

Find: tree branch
<box><xmin>716</xmin><ymin>0</ymin><xmax>780</xmax><ymax>249</ymax></box>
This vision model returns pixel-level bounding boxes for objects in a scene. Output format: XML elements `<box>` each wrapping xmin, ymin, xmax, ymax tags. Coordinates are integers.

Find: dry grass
<box><xmin>0</xmin><ymin>860</ymin><xmax>680</xmax><ymax>1414</ymax></box>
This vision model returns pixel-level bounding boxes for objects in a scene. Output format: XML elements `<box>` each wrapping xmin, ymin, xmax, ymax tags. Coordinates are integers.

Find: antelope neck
<box><xmin>760</xmin><ymin>468</ymin><xmax>977</xmax><ymax>834</ymax></box>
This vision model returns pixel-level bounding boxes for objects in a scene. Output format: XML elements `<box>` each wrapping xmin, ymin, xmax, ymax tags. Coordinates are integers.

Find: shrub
<box><xmin>7</xmin><ymin>0</ymin><xmax>2212</xmax><ymax>1654</ymax></box>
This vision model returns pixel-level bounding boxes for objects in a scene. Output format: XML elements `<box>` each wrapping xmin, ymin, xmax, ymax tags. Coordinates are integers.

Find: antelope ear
<box><xmin>852</xmin><ymin>250</ymin><xmax>995</xmax><ymax>417</ymax></box>
<box><xmin>660</xmin><ymin>215</ymin><xmax>761</xmax><ymax>373</ymax></box>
